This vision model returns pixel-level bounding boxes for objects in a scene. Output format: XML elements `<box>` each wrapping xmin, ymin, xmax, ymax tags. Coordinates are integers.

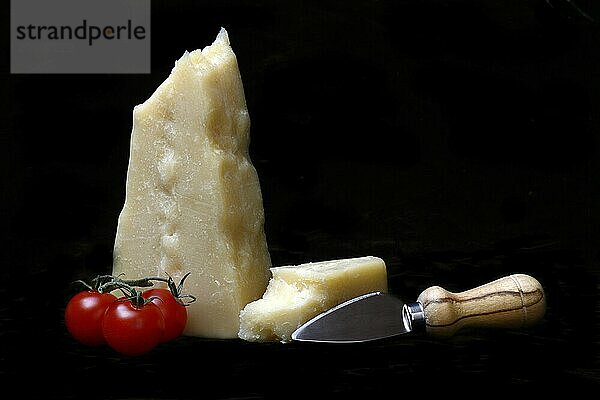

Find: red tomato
<box><xmin>102</xmin><ymin>298</ymin><xmax>165</xmax><ymax>356</ymax></box>
<box><xmin>64</xmin><ymin>291</ymin><xmax>116</xmax><ymax>346</ymax></box>
<box><xmin>143</xmin><ymin>288</ymin><xmax>188</xmax><ymax>342</ymax></box>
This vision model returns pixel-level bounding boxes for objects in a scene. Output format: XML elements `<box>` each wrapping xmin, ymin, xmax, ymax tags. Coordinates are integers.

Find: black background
<box><xmin>2</xmin><ymin>0</ymin><xmax>600</xmax><ymax>397</ymax></box>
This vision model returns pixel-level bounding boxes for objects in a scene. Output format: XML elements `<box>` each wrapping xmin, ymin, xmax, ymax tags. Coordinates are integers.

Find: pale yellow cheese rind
<box><xmin>238</xmin><ymin>256</ymin><xmax>388</xmax><ymax>342</ymax></box>
<box><xmin>112</xmin><ymin>28</ymin><xmax>271</xmax><ymax>338</ymax></box>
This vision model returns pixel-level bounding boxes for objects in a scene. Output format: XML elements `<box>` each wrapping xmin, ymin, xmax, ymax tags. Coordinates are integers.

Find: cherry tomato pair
<box><xmin>65</xmin><ymin>286</ymin><xmax>188</xmax><ymax>356</ymax></box>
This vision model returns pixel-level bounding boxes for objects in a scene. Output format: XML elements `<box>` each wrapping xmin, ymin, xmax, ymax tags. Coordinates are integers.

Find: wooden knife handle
<box><xmin>416</xmin><ymin>274</ymin><xmax>546</xmax><ymax>337</ymax></box>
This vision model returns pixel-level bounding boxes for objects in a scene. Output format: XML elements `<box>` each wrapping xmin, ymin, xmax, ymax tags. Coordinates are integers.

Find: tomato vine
<box><xmin>65</xmin><ymin>272</ymin><xmax>195</xmax><ymax>355</ymax></box>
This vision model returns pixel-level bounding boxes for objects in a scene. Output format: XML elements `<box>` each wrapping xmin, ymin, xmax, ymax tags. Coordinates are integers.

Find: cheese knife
<box><xmin>291</xmin><ymin>274</ymin><xmax>546</xmax><ymax>343</ymax></box>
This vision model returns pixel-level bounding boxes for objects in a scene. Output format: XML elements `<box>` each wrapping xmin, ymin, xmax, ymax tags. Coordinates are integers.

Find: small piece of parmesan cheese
<box><xmin>238</xmin><ymin>256</ymin><xmax>388</xmax><ymax>342</ymax></box>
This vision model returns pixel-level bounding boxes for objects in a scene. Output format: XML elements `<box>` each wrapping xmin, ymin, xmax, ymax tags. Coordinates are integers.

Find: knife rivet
<box><xmin>403</xmin><ymin>302</ymin><xmax>425</xmax><ymax>331</ymax></box>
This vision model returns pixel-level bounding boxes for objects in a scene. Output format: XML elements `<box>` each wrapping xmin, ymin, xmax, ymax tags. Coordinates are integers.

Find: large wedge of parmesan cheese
<box><xmin>112</xmin><ymin>28</ymin><xmax>271</xmax><ymax>339</ymax></box>
<box><xmin>238</xmin><ymin>256</ymin><xmax>388</xmax><ymax>342</ymax></box>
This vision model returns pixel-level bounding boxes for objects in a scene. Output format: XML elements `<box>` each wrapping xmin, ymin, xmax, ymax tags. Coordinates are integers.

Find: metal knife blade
<box><xmin>291</xmin><ymin>292</ymin><xmax>424</xmax><ymax>343</ymax></box>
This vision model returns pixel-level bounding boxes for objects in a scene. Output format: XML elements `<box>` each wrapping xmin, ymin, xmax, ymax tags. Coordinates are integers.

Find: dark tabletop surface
<box><xmin>2</xmin><ymin>0</ymin><xmax>600</xmax><ymax>398</ymax></box>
